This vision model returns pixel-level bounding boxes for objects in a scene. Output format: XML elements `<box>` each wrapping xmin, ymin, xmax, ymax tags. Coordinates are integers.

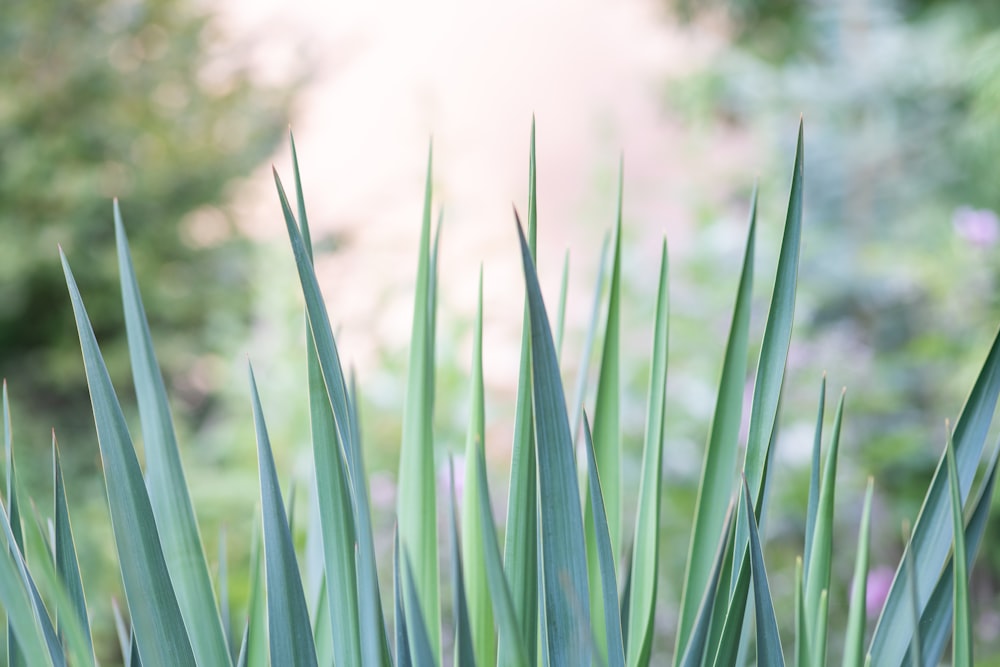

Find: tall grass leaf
<box><xmin>114</xmin><ymin>202</ymin><xmax>231</xmax><ymax>667</ymax></box>
<box><xmin>903</xmin><ymin>524</ymin><xmax>922</xmax><ymax>667</ymax></box>
<box><xmin>555</xmin><ymin>250</ymin><xmax>570</xmax><ymax>359</ymax></box>
<box><xmin>516</xmin><ymin>212</ymin><xmax>591</xmax><ymax>666</ymax></box>
<box><xmin>403</xmin><ymin>552</ymin><xmax>436</xmax><ymax>667</ymax></box>
<box><xmin>502</xmin><ymin>121</ymin><xmax>539</xmax><ymax>663</ymax></box>
<box><xmin>449</xmin><ymin>460</ymin><xmax>477</xmax><ymax>667</ymax></box>
<box><xmin>394</xmin><ymin>531</ymin><xmax>412</xmax><ymax>667</ymax></box>
<box><xmin>462</xmin><ymin>268</ymin><xmax>495</xmax><ymax>667</ymax></box>
<box><xmin>112</xmin><ymin>598</ymin><xmax>129</xmax><ymax>663</ymax></box>
<box><xmin>236</xmin><ymin>623</ymin><xmax>249</xmax><ymax>667</ymax></box>
<box><xmin>710</xmin><ymin>537</ymin><xmax>750</xmax><ymax>667</ymax></box>
<box><xmin>625</xmin><ymin>238</ymin><xmax>669</xmax><ymax>667</ymax></box>
<box><xmin>290</xmin><ymin>132</ymin><xmax>363</xmax><ymax>667</ymax></box>
<box><xmin>842</xmin><ymin>479</ymin><xmax>874</xmax><ymax>667</ymax></box>
<box><xmin>218</xmin><ymin>527</ymin><xmax>232</xmax><ymax>656</ymax></box>
<box><xmin>396</xmin><ymin>144</ymin><xmax>441</xmax><ymax>661</ymax></box>
<box><xmin>676</xmin><ymin>499</ymin><xmax>734</xmax><ymax>667</ymax></box>
<box><xmin>868</xmin><ymin>319</ymin><xmax>1000</xmax><ymax>665</ymax></box>
<box><xmin>675</xmin><ymin>191</ymin><xmax>755</xmax><ymax>663</ymax></box>
<box><xmin>583</xmin><ymin>414</ymin><xmax>625</xmax><ymax>667</ymax></box>
<box><xmin>273</xmin><ymin>169</ymin><xmax>390</xmax><ymax>665</ymax></box>
<box><xmin>944</xmin><ymin>426</ymin><xmax>971</xmax><ymax>667</ymax></box>
<box><xmin>61</xmin><ymin>251</ymin><xmax>196</xmax><ymax>667</ymax></box>
<box><xmin>804</xmin><ymin>389</ymin><xmax>844</xmax><ymax>657</ymax></box>
<box><xmin>475</xmin><ymin>440</ymin><xmax>530</xmax><ymax>666</ymax></box>
<box><xmin>4</xmin><ymin>381</ymin><xmax>26</xmax><ymax>667</ymax></box>
<box><xmin>812</xmin><ymin>590</ymin><xmax>829</xmax><ymax>667</ymax></box>
<box><xmin>569</xmin><ymin>232</ymin><xmax>611</xmax><ymax>445</ymax></box>
<box><xmin>245</xmin><ymin>522</ymin><xmax>267</xmax><ymax>667</ymax></box>
<box><xmin>912</xmin><ymin>439</ymin><xmax>999</xmax><ymax>665</ymax></box>
<box><xmin>247</xmin><ymin>365</ymin><xmax>318</xmax><ymax>667</ymax></box>
<box><xmin>794</xmin><ymin>558</ymin><xmax>808</xmax><ymax>667</ymax></box>
<box><xmin>803</xmin><ymin>376</ymin><xmax>826</xmax><ymax>579</ymax></box>
<box><xmin>742</xmin><ymin>478</ymin><xmax>784</xmax><ymax>667</ymax></box>
<box><xmin>52</xmin><ymin>438</ymin><xmax>93</xmax><ymax>661</ymax></box>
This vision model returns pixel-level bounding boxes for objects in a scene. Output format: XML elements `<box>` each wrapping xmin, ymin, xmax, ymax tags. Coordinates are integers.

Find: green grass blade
<box><xmin>626</xmin><ymin>238</ymin><xmax>670</xmax><ymax>667</ymax></box>
<box><xmin>912</xmin><ymin>439</ymin><xmax>999</xmax><ymax>665</ymax></box>
<box><xmin>273</xmin><ymin>168</ymin><xmax>390</xmax><ymax>666</ymax></box>
<box><xmin>247</xmin><ymin>365</ymin><xmax>318</xmax><ymax>667</ymax></box>
<box><xmin>868</xmin><ymin>318</ymin><xmax>1000</xmax><ymax>665</ymax></box>
<box><xmin>475</xmin><ymin>439</ymin><xmax>531</xmax><ymax>666</ymax></box>
<box><xmin>245</xmin><ymin>522</ymin><xmax>267</xmax><ymax>667</ymax></box>
<box><xmin>677</xmin><ymin>499</ymin><xmax>734</xmax><ymax>667</ymax></box>
<box><xmin>501</xmin><ymin>122</ymin><xmax>539</xmax><ymax>664</ymax></box>
<box><xmin>586</xmin><ymin>162</ymin><xmax>624</xmax><ymax>658</ymax></box>
<box><xmin>804</xmin><ymin>389</ymin><xmax>844</xmax><ymax>659</ymax></box>
<box><xmin>402</xmin><ymin>552</ymin><xmax>436</xmax><ymax>667</ymax></box>
<box><xmin>516</xmin><ymin>212</ymin><xmax>591</xmax><ymax>665</ymax></box>
<box><xmin>811</xmin><ymin>590</ymin><xmax>829</xmax><ymax>667</ymax></box>
<box><xmin>236</xmin><ymin>622</ymin><xmax>249</xmax><ymax>667</ymax></box>
<box><xmin>904</xmin><ymin>530</ymin><xmax>922</xmax><ymax>667</ymax></box>
<box><xmin>742</xmin><ymin>478</ymin><xmax>784</xmax><ymax>667</ymax></box>
<box><xmin>462</xmin><ymin>268</ymin><xmax>495</xmax><ymax>667</ymax></box>
<box><xmin>842</xmin><ymin>479</ymin><xmax>874</xmax><ymax>667</ymax></box>
<box><xmin>4</xmin><ymin>381</ymin><xmax>26</xmax><ymax>667</ymax></box>
<box><xmin>449</xmin><ymin>460</ymin><xmax>477</xmax><ymax>667</ymax></box>
<box><xmin>61</xmin><ymin>251</ymin><xmax>196</xmax><ymax>667</ymax></box>
<box><xmin>675</xmin><ymin>192</ymin><xmax>755</xmax><ymax>664</ymax></box>
<box><xmin>794</xmin><ymin>558</ymin><xmax>809</xmax><ymax>667</ymax></box>
<box><xmin>396</xmin><ymin>144</ymin><xmax>441</xmax><ymax>661</ymax></box>
<box><xmin>114</xmin><ymin>201</ymin><xmax>232</xmax><ymax>667</ymax></box>
<box><xmin>582</xmin><ymin>414</ymin><xmax>625</xmax><ymax>667</ymax></box>
<box><xmin>803</xmin><ymin>376</ymin><xmax>826</xmax><ymax>580</ymax></box>
<box><xmin>393</xmin><ymin>535</ymin><xmax>411</xmax><ymax>667</ymax></box>
<box><xmin>710</xmin><ymin>538</ymin><xmax>750</xmax><ymax>667</ymax></box>
<box><xmin>945</xmin><ymin>426</ymin><xmax>971</xmax><ymax>667</ymax></box>
<box><xmin>555</xmin><ymin>250</ymin><xmax>570</xmax><ymax>360</ymax></box>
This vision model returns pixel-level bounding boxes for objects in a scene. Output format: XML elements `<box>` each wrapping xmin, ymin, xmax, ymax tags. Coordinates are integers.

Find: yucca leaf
<box><xmin>475</xmin><ymin>437</ymin><xmax>530</xmax><ymax>666</ymax></box>
<box><xmin>586</xmin><ymin>161</ymin><xmax>624</xmax><ymax>658</ymax></box>
<box><xmin>742</xmin><ymin>478</ymin><xmax>784</xmax><ymax>667</ymax></box>
<box><xmin>394</xmin><ymin>530</ymin><xmax>411</xmax><ymax>667</ymax></box>
<box><xmin>516</xmin><ymin>211</ymin><xmax>591</xmax><ymax>665</ymax></box>
<box><xmin>583</xmin><ymin>414</ymin><xmax>625</xmax><ymax>667</ymax></box>
<box><xmin>868</xmin><ymin>318</ymin><xmax>1000</xmax><ymax>664</ymax></box>
<box><xmin>396</xmin><ymin>144</ymin><xmax>441</xmax><ymax>661</ymax></box>
<box><xmin>625</xmin><ymin>238</ymin><xmax>670</xmax><ymax>667</ymax></box>
<box><xmin>449</xmin><ymin>460</ymin><xmax>477</xmax><ymax>667</ymax></box>
<box><xmin>677</xmin><ymin>499</ymin><xmax>734</xmax><ymax>667</ymax></box>
<box><xmin>675</xmin><ymin>191</ymin><xmax>755</xmax><ymax>664</ymax></box>
<box><xmin>502</xmin><ymin>121</ymin><xmax>539</xmax><ymax>664</ymax></box>
<box><xmin>803</xmin><ymin>377</ymin><xmax>826</xmax><ymax>580</ymax></box>
<box><xmin>555</xmin><ymin>249</ymin><xmax>570</xmax><ymax>359</ymax></box>
<box><xmin>247</xmin><ymin>365</ymin><xmax>318</xmax><ymax>667</ymax></box>
<box><xmin>236</xmin><ymin>623</ymin><xmax>249</xmax><ymax>667</ymax></box>
<box><xmin>4</xmin><ymin>381</ymin><xmax>26</xmax><ymax>667</ymax></box>
<box><xmin>462</xmin><ymin>268</ymin><xmax>495</xmax><ymax>667</ymax></box>
<box><xmin>403</xmin><ymin>552</ymin><xmax>436</xmax><ymax>667</ymax></box>
<box><xmin>945</xmin><ymin>426</ymin><xmax>971</xmax><ymax>667</ymax></box>
<box><xmin>794</xmin><ymin>558</ymin><xmax>809</xmax><ymax>667</ymax></box>
<box><xmin>842</xmin><ymin>479</ymin><xmax>874</xmax><ymax>667</ymax></box>
<box><xmin>245</xmin><ymin>522</ymin><xmax>267</xmax><ymax>667</ymax></box>
<box><xmin>52</xmin><ymin>437</ymin><xmax>93</xmax><ymax>661</ymax></box>
<box><xmin>62</xmin><ymin>251</ymin><xmax>196</xmax><ymax>667</ymax></box>
<box><xmin>273</xmin><ymin>168</ymin><xmax>390</xmax><ymax>666</ymax></box>
<box><xmin>913</xmin><ymin>439</ymin><xmax>999</xmax><ymax>665</ymax></box>
<box><xmin>812</xmin><ymin>590</ymin><xmax>829</xmax><ymax>667</ymax></box>
<box><xmin>113</xmin><ymin>202</ymin><xmax>230</xmax><ymax>667</ymax></box>
<box><xmin>710</xmin><ymin>534</ymin><xmax>750</xmax><ymax>667</ymax></box>
<box><xmin>0</xmin><ymin>500</ymin><xmax>55</xmax><ymax>667</ymax></box>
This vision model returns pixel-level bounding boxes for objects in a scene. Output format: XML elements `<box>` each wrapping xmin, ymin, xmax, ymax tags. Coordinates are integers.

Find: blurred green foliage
<box><xmin>0</xmin><ymin>0</ymin><xmax>293</xmax><ymax>450</ymax></box>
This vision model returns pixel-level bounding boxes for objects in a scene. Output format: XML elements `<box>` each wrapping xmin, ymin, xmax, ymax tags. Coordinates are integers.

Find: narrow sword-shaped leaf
<box><xmin>675</xmin><ymin>192</ymin><xmax>755</xmax><ymax>664</ymax></box>
<box><xmin>555</xmin><ymin>249</ymin><xmax>570</xmax><ymax>360</ymax></box>
<box><xmin>245</xmin><ymin>522</ymin><xmax>267</xmax><ymax>667</ymax></box>
<box><xmin>945</xmin><ymin>426</ymin><xmax>971</xmax><ymax>667</ymax></box>
<box><xmin>247</xmin><ymin>365</ymin><xmax>318</xmax><ymax>667</ymax></box>
<box><xmin>516</xmin><ymin>212</ymin><xmax>591</xmax><ymax>665</ymax></box>
<box><xmin>449</xmin><ymin>460</ymin><xmax>477</xmax><ymax>667</ymax></box>
<box><xmin>842</xmin><ymin>479</ymin><xmax>874</xmax><ymax>667</ymax></box>
<box><xmin>868</xmin><ymin>319</ymin><xmax>1000</xmax><ymax>664</ymax></box>
<box><xmin>794</xmin><ymin>558</ymin><xmax>809</xmax><ymax>667</ymax></box>
<box><xmin>403</xmin><ymin>553</ymin><xmax>436</xmax><ymax>667</ymax></box>
<box><xmin>462</xmin><ymin>268</ymin><xmax>495</xmax><ymax>667</ymax></box>
<box><xmin>742</xmin><ymin>478</ymin><xmax>784</xmax><ymax>667</ymax></box>
<box><xmin>626</xmin><ymin>238</ymin><xmax>670</xmax><ymax>667</ymax></box>
<box><xmin>62</xmin><ymin>252</ymin><xmax>196</xmax><ymax>667</ymax></box>
<box><xmin>803</xmin><ymin>377</ymin><xmax>826</xmax><ymax>580</ymax></box>
<box><xmin>4</xmin><ymin>382</ymin><xmax>26</xmax><ymax>667</ymax></box>
<box><xmin>583</xmin><ymin>414</ymin><xmax>625</xmax><ymax>667</ymax></box>
<box><xmin>812</xmin><ymin>590</ymin><xmax>829</xmax><ymax>667</ymax></box>
<box><xmin>394</xmin><ymin>532</ymin><xmax>411</xmax><ymax>667</ymax></box>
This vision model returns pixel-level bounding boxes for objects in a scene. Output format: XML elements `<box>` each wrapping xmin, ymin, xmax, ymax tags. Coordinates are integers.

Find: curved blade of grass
<box><xmin>502</xmin><ymin>120</ymin><xmax>539</xmax><ymax>664</ymax></box>
<box><xmin>462</xmin><ymin>268</ymin><xmax>495</xmax><ymax>667</ymax></box>
<box><xmin>586</xmin><ymin>161</ymin><xmax>624</xmax><ymax>659</ymax></box>
<box><xmin>273</xmin><ymin>168</ymin><xmax>389</xmax><ymax>666</ymax></box>
<box><xmin>0</xmin><ymin>502</ymin><xmax>54</xmax><ymax>667</ymax></box>
<box><xmin>396</xmin><ymin>144</ymin><xmax>441</xmax><ymax>661</ymax></box>
<box><xmin>868</xmin><ymin>319</ymin><xmax>1000</xmax><ymax>665</ymax></box>
<box><xmin>569</xmin><ymin>232</ymin><xmax>612</xmax><ymax>446</ymax></box>
<box><xmin>803</xmin><ymin>377</ymin><xmax>826</xmax><ymax>580</ymax></box>
<box><xmin>904</xmin><ymin>527</ymin><xmax>922</xmax><ymax>667</ymax></box>
<box><xmin>245</xmin><ymin>521</ymin><xmax>267</xmax><ymax>667</ymax></box>
<box><xmin>394</xmin><ymin>531</ymin><xmax>411</xmax><ymax>667</ymax></box>
<box><xmin>804</xmin><ymin>389</ymin><xmax>844</xmax><ymax>658</ymax></box>
<box><xmin>516</xmin><ymin>211</ymin><xmax>591</xmax><ymax>666</ymax></box>
<box><xmin>582</xmin><ymin>414</ymin><xmax>625</xmax><ymax>667</ymax></box>
<box><xmin>944</xmin><ymin>425</ymin><xmax>971</xmax><ymax>667</ymax></box>
<box><xmin>4</xmin><ymin>382</ymin><xmax>26</xmax><ymax>667</ymax></box>
<box><xmin>742</xmin><ymin>477</ymin><xmax>784</xmax><ymax>667</ymax></box>
<box><xmin>794</xmin><ymin>558</ymin><xmax>808</xmax><ymax>667</ymax></box>
<box><xmin>236</xmin><ymin>622</ymin><xmax>249</xmax><ymax>667</ymax></box>
<box><xmin>842</xmin><ymin>479</ymin><xmax>874</xmax><ymax>667</ymax></box>
<box><xmin>62</xmin><ymin>251</ymin><xmax>196</xmax><ymax>667</ymax></box>
<box><xmin>812</xmin><ymin>590</ymin><xmax>829</xmax><ymax>667</ymax></box>
<box><xmin>247</xmin><ymin>365</ymin><xmax>318</xmax><ymax>667</ymax></box>
<box><xmin>114</xmin><ymin>203</ymin><xmax>230</xmax><ymax>667</ymax></box>
<box><xmin>449</xmin><ymin>460</ymin><xmax>477</xmax><ymax>667</ymax></box>
<box><xmin>555</xmin><ymin>249</ymin><xmax>570</xmax><ymax>360</ymax></box>
<box><xmin>677</xmin><ymin>499</ymin><xmax>734</xmax><ymax>667</ymax></box>
<box><xmin>912</xmin><ymin>439</ymin><xmax>999</xmax><ymax>665</ymax></box>
<box><xmin>289</xmin><ymin>132</ymin><xmax>363</xmax><ymax>667</ymax></box>
<box><xmin>625</xmin><ymin>238</ymin><xmax>669</xmax><ymax>667</ymax></box>
<box><xmin>475</xmin><ymin>438</ymin><xmax>531</xmax><ymax>666</ymax></box>
<box><xmin>402</xmin><ymin>552</ymin><xmax>436</xmax><ymax>667</ymax></box>
<box><xmin>675</xmin><ymin>191</ymin><xmax>755</xmax><ymax>664</ymax></box>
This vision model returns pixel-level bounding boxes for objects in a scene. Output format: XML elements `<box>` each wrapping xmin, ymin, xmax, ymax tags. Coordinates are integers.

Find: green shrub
<box><xmin>1</xmin><ymin>123</ymin><xmax>997</xmax><ymax>666</ymax></box>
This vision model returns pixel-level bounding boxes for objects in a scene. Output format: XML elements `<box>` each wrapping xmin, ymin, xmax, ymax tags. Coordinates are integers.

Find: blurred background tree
<box><xmin>0</xmin><ymin>0</ymin><xmax>294</xmax><ymax>461</ymax></box>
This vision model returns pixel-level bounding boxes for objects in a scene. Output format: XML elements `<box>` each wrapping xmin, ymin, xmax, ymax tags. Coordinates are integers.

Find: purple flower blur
<box><xmin>866</xmin><ymin>565</ymin><xmax>896</xmax><ymax>617</ymax></box>
<box><xmin>953</xmin><ymin>206</ymin><xmax>1000</xmax><ymax>247</ymax></box>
